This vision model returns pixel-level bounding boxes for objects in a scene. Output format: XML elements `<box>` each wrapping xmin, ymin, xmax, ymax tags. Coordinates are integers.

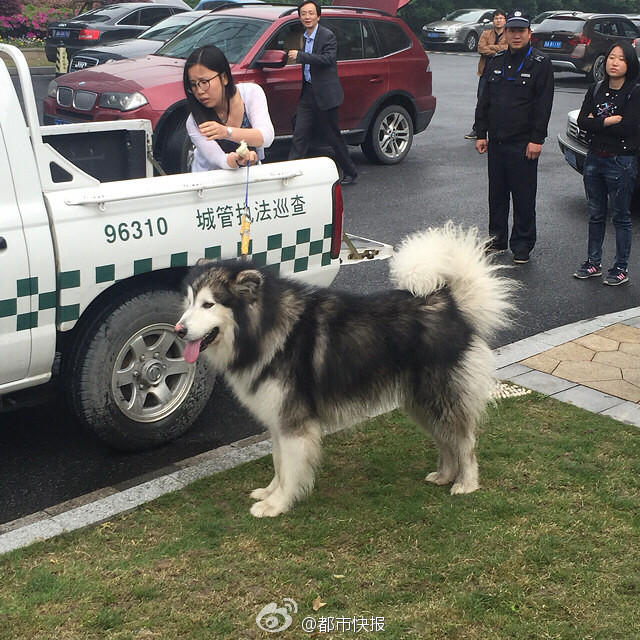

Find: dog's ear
<box><xmin>231</xmin><ymin>269</ymin><xmax>264</xmax><ymax>301</ymax></box>
<box><xmin>196</xmin><ymin>257</ymin><xmax>215</xmax><ymax>266</ymax></box>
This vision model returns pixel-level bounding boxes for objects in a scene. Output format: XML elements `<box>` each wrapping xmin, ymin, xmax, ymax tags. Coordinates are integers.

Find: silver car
<box><xmin>422</xmin><ymin>8</ymin><xmax>496</xmax><ymax>52</ymax></box>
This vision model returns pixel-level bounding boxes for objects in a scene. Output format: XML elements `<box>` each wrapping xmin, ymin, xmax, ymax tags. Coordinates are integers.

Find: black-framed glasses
<box><xmin>187</xmin><ymin>73</ymin><xmax>220</xmax><ymax>93</ymax></box>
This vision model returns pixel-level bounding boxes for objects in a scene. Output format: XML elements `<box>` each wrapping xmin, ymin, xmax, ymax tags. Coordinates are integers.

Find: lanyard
<box><xmin>502</xmin><ymin>45</ymin><xmax>532</xmax><ymax>80</ymax></box>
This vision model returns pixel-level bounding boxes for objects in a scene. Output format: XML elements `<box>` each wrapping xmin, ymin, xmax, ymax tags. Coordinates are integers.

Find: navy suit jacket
<box><xmin>295</xmin><ymin>23</ymin><xmax>344</xmax><ymax>111</ymax></box>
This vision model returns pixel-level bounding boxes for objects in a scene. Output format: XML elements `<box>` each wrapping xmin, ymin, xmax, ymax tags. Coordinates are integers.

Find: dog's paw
<box><xmin>250</xmin><ymin>487</ymin><xmax>272</xmax><ymax>501</ymax></box>
<box><xmin>425</xmin><ymin>471</ymin><xmax>453</xmax><ymax>486</ymax></box>
<box><xmin>450</xmin><ymin>481</ymin><xmax>479</xmax><ymax>495</ymax></box>
<box><xmin>250</xmin><ymin>499</ymin><xmax>288</xmax><ymax>518</ymax></box>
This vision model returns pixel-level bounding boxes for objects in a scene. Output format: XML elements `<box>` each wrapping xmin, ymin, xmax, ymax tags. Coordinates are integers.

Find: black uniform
<box><xmin>474</xmin><ymin>45</ymin><xmax>554</xmax><ymax>257</ymax></box>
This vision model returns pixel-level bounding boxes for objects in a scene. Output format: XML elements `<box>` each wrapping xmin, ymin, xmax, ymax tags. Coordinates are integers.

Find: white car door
<box><xmin>0</xmin><ymin>131</ymin><xmax>32</xmax><ymax>385</ymax></box>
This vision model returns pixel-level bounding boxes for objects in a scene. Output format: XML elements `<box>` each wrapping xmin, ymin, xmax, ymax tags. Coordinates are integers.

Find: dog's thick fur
<box><xmin>176</xmin><ymin>224</ymin><xmax>513</xmax><ymax>517</ymax></box>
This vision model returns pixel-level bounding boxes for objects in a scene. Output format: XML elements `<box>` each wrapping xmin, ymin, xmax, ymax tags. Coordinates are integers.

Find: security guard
<box><xmin>474</xmin><ymin>10</ymin><xmax>554</xmax><ymax>264</ymax></box>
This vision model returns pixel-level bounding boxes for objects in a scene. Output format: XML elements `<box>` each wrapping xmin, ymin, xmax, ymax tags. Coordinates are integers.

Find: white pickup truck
<box><xmin>0</xmin><ymin>45</ymin><xmax>391</xmax><ymax>450</ymax></box>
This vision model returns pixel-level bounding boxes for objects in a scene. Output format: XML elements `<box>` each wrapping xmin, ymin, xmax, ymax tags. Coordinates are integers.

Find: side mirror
<box><xmin>482</xmin><ymin>18</ymin><xmax>490</xmax><ymax>23</ymax></box>
<box><xmin>256</xmin><ymin>49</ymin><xmax>287</xmax><ymax>69</ymax></box>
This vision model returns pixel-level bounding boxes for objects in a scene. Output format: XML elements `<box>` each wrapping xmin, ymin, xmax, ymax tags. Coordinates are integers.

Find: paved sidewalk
<box><xmin>495</xmin><ymin>306</ymin><xmax>640</xmax><ymax>426</ymax></box>
<box><xmin>2</xmin><ymin>307</ymin><xmax>640</xmax><ymax>555</ymax></box>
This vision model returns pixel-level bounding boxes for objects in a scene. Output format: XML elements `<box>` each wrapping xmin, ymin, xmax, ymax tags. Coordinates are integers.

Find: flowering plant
<box><xmin>0</xmin><ymin>4</ymin><xmax>72</xmax><ymax>41</ymax></box>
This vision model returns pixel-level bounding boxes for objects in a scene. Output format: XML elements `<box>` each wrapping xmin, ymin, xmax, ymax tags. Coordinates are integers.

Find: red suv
<box><xmin>43</xmin><ymin>3</ymin><xmax>436</xmax><ymax>173</ymax></box>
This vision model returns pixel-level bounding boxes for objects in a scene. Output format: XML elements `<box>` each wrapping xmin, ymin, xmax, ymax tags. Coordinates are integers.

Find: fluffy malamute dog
<box><xmin>175</xmin><ymin>224</ymin><xmax>513</xmax><ymax>517</ymax></box>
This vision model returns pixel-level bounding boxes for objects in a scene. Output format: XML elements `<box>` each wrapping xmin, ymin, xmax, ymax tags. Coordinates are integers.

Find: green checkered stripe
<box><xmin>55</xmin><ymin>226</ymin><xmax>336</xmax><ymax>329</ymax></box>
<box><xmin>0</xmin><ymin>277</ymin><xmax>56</xmax><ymax>332</ymax></box>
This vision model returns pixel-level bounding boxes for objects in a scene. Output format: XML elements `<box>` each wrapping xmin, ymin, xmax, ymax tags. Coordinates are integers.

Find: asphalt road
<box><xmin>4</xmin><ymin>53</ymin><xmax>640</xmax><ymax>525</ymax></box>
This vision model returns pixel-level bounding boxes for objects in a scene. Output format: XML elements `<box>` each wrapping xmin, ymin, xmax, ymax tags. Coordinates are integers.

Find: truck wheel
<box><xmin>464</xmin><ymin>32</ymin><xmax>478</xmax><ymax>52</ymax></box>
<box><xmin>66</xmin><ymin>289</ymin><xmax>216</xmax><ymax>451</ymax></box>
<box><xmin>361</xmin><ymin>105</ymin><xmax>414</xmax><ymax>165</ymax></box>
<box><xmin>589</xmin><ymin>55</ymin><xmax>606</xmax><ymax>83</ymax></box>
<box><xmin>162</xmin><ymin>115</ymin><xmax>194</xmax><ymax>174</ymax></box>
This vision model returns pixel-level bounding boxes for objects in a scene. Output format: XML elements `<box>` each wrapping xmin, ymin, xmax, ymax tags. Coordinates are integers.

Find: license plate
<box><xmin>54</xmin><ymin>29</ymin><xmax>70</xmax><ymax>38</ymax></box>
<box><xmin>54</xmin><ymin>118</ymin><xmax>70</xmax><ymax>125</ymax></box>
<box><xmin>427</xmin><ymin>32</ymin><xmax>439</xmax><ymax>38</ymax></box>
<box><xmin>544</xmin><ymin>40</ymin><xmax>562</xmax><ymax>49</ymax></box>
<box><xmin>564</xmin><ymin>148</ymin><xmax>578</xmax><ymax>170</ymax></box>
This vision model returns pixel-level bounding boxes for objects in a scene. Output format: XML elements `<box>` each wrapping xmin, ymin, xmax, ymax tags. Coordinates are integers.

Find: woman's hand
<box><xmin>199</xmin><ymin>120</ymin><xmax>228</xmax><ymax>140</ymax></box>
<box><xmin>227</xmin><ymin>149</ymin><xmax>259</xmax><ymax>168</ymax></box>
<box><xmin>604</xmin><ymin>115</ymin><xmax>623</xmax><ymax>127</ymax></box>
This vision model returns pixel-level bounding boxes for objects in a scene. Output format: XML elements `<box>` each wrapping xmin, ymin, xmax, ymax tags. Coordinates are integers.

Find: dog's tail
<box><xmin>389</xmin><ymin>222</ymin><xmax>515</xmax><ymax>340</ymax></box>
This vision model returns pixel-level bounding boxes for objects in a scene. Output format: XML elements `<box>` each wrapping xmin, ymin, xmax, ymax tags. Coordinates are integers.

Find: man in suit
<box><xmin>287</xmin><ymin>0</ymin><xmax>358</xmax><ymax>185</ymax></box>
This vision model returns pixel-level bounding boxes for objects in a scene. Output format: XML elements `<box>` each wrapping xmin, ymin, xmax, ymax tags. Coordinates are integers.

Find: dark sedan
<box><xmin>68</xmin><ymin>10</ymin><xmax>206</xmax><ymax>72</ymax></box>
<box><xmin>46</xmin><ymin>2</ymin><xmax>189</xmax><ymax>72</ymax></box>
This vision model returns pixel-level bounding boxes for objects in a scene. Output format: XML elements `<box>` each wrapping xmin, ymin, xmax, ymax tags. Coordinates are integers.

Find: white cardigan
<box><xmin>186</xmin><ymin>83</ymin><xmax>275</xmax><ymax>172</ymax></box>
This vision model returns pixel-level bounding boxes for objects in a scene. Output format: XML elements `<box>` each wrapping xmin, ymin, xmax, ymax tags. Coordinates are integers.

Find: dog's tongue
<box><xmin>183</xmin><ymin>340</ymin><xmax>202</xmax><ymax>364</ymax></box>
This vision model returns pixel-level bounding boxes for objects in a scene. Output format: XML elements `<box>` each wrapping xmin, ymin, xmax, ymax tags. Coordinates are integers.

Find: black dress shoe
<box><xmin>340</xmin><ymin>173</ymin><xmax>358</xmax><ymax>186</ymax></box>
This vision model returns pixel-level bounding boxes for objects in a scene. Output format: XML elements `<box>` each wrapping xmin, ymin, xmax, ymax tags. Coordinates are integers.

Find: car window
<box><xmin>362</xmin><ymin>21</ymin><xmax>377</xmax><ymax>58</ymax></box>
<box><xmin>140</xmin><ymin>13</ymin><xmax>199</xmax><ymax>41</ymax></box>
<box><xmin>617</xmin><ymin>19</ymin><xmax>639</xmax><ymax>38</ymax></box>
<box><xmin>372</xmin><ymin>21</ymin><xmax>410</xmax><ymax>57</ymax></box>
<box><xmin>157</xmin><ymin>16</ymin><xmax>270</xmax><ymax>64</ymax></box>
<box><xmin>118</xmin><ymin>9</ymin><xmax>142</xmax><ymax>26</ymax></box>
<box><xmin>323</xmin><ymin>18</ymin><xmax>364</xmax><ymax>61</ymax></box>
<box><xmin>480</xmin><ymin>12</ymin><xmax>493</xmax><ymax>23</ymax></box>
<box><xmin>599</xmin><ymin>20</ymin><xmax>619</xmax><ymax>36</ymax></box>
<box><xmin>74</xmin><ymin>8</ymin><xmax>114</xmax><ymax>23</ymax></box>
<box><xmin>138</xmin><ymin>7</ymin><xmax>173</xmax><ymax>27</ymax></box>
<box><xmin>444</xmin><ymin>10</ymin><xmax>485</xmax><ymax>23</ymax></box>
<box><xmin>263</xmin><ymin>20</ymin><xmax>303</xmax><ymax>51</ymax></box>
<box><xmin>539</xmin><ymin>17</ymin><xmax>585</xmax><ymax>33</ymax></box>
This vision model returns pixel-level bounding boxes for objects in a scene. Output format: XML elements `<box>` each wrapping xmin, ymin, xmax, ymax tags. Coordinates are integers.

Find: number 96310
<box><xmin>104</xmin><ymin>217</ymin><xmax>168</xmax><ymax>243</ymax></box>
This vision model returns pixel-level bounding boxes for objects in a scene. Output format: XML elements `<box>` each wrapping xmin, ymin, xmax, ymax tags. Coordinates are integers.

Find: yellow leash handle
<box><xmin>237</xmin><ymin>140</ymin><xmax>251</xmax><ymax>258</ymax></box>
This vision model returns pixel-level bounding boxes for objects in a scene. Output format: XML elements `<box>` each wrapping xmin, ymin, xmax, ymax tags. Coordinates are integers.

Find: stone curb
<box><xmin>8</xmin><ymin>65</ymin><xmax>54</xmax><ymax>76</ymax></box>
<box><xmin>3</xmin><ymin>307</ymin><xmax>640</xmax><ymax>555</ymax></box>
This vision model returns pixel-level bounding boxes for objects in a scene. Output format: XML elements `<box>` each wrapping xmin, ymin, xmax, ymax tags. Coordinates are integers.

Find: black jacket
<box><xmin>295</xmin><ymin>23</ymin><xmax>343</xmax><ymax>111</ymax></box>
<box><xmin>577</xmin><ymin>78</ymin><xmax>640</xmax><ymax>155</ymax></box>
<box><xmin>475</xmin><ymin>45</ymin><xmax>554</xmax><ymax>144</ymax></box>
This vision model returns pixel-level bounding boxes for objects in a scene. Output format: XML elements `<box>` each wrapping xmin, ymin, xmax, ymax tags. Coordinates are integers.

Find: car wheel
<box><xmin>163</xmin><ymin>114</ymin><xmax>194</xmax><ymax>174</ymax></box>
<box><xmin>464</xmin><ymin>32</ymin><xmax>478</xmax><ymax>52</ymax></box>
<box><xmin>590</xmin><ymin>54</ymin><xmax>606</xmax><ymax>83</ymax></box>
<box><xmin>361</xmin><ymin>105</ymin><xmax>414</xmax><ymax>165</ymax></box>
<box><xmin>65</xmin><ymin>288</ymin><xmax>216</xmax><ymax>451</ymax></box>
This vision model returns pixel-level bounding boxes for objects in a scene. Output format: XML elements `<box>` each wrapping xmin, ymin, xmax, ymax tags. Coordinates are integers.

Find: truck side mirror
<box><xmin>256</xmin><ymin>50</ymin><xmax>287</xmax><ymax>69</ymax></box>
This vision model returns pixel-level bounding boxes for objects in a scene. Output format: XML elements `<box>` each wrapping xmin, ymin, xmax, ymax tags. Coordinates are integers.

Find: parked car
<box><xmin>530</xmin><ymin>12</ymin><xmax>640</xmax><ymax>82</ymax></box>
<box><xmin>44</xmin><ymin>3</ymin><xmax>436</xmax><ymax>171</ymax></box>
<box><xmin>45</xmin><ymin>2</ymin><xmax>190</xmax><ymax>70</ymax></box>
<box><xmin>195</xmin><ymin>0</ymin><xmax>263</xmax><ymax>8</ymax></box>
<box><xmin>422</xmin><ymin>8</ymin><xmax>495</xmax><ymax>52</ymax></box>
<box><xmin>68</xmin><ymin>10</ymin><xmax>206</xmax><ymax>72</ymax></box>
<box><xmin>558</xmin><ymin>109</ymin><xmax>640</xmax><ymax>204</ymax></box>
<box><xmin>72</xmin><ymin>0</ymin><xmax>192</xmax><ymax>13</ymax></box>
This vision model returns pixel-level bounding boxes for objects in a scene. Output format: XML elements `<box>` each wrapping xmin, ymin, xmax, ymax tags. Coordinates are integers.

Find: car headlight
<box><xmin>448</xmin><ymin>26</ymin><xmax>460</xmax><ymax>34</ymax></box>
<box><xmin>47</xmin><ymin>79</ymin><xmax>58</xmax><ymax>98</ymax></box>
<box><xmin>98</xmin><ymin>91</ymin><xmax>148</xmax><ymax>111</ymax></box>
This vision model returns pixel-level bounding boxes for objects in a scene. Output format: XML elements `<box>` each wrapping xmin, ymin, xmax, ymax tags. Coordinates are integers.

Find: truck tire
<box><xmin>65</xmin><ymin>288</ymin><xmax>216</xmax><ymax>451</ymax></box>
<box><xmin>361</xmin><ymin>105</ymin><xmax>414</xmax><ymax>165</ymax></box>
<box><xmin>162</xmin><ymin>115</ymin><xmax>194</xmax><ymax>174</ymax></box>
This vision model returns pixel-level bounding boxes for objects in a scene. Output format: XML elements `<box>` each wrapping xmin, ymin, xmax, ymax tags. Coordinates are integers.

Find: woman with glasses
<box><xmin>183</xmin><ymin>45</ymin><xmax>274</xmax><ymax>171</ymax></box>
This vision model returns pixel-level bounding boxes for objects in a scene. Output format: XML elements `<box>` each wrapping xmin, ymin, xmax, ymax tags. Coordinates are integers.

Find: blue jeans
<box><xmin>583</xmin><ymin>152</ymin><xmax>637</xmax><ymax>271</ymax></box>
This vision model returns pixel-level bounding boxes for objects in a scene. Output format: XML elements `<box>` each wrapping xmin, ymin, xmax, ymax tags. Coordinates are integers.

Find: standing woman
<box><xmin>183</xmin><ymin>45</ymin><xmax>274</xmax><ymax>171</ymax></box>
<box><xmin>573</xmin><ymin>41</ymin><xmax>640</xmax><ymax>285</ymax></box>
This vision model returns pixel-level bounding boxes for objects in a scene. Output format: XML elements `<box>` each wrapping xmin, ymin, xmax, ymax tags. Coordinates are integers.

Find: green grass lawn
<box><xmin>1</xmin><ymin>393</ymin><xmax>639</xmax><ymax>639</ymax></box>
<box><xmin>1</xmin><ymin>47</ymin><xmax>52</xmax><ymax>69</ymax></box>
